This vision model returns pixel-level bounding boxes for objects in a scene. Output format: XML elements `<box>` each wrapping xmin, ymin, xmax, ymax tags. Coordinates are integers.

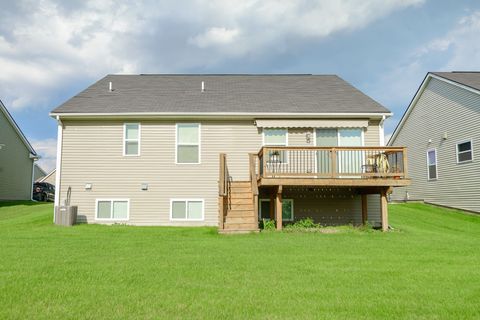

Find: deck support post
<box><xmin>269</xmin><ymin>190</ymin><xmax>275</xmax><ymax>220</ymax></box>
<box><xmin>275</xmin><ymin>185</ymin><xmax>283</xmax><ymax>230</ymax></box>
<box><xmin>380</xmin><ymin>187</ymin><xmax>388</xmax><ymax>231</ymax></box>
<box><xmin>361</xmin><ymin>194</ymin><xmax>368</xmax><ymax>225</ymax></box>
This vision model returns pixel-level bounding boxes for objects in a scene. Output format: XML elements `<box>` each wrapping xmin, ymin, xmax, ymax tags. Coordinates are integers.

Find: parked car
<box><xmin>33</xmin><ymin>182</ymin><xmax>55</xmax><ymax>202</ymax></box>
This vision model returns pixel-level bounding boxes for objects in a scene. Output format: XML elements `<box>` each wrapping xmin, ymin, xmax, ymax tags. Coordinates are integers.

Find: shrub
<box><xmin>261</xmin><ymin>219</ymin><xmax>276</xmax><ymax>230</ymax></box>
<box><xmin>292</xmin><ymin>217</ymin><xmax>319</xmax><ymax>228</ymax></box>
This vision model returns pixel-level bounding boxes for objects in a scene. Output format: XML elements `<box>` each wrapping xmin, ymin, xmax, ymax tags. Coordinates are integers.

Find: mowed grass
<box><xmin>0</xmin><ymin>202</ymin><xmax>479</xmax><ymax>319</ymax></box>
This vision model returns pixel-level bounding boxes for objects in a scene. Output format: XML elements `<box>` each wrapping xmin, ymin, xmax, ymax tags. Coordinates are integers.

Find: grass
<box><xmin>0</xmin><ymin>202</ymin><xmax>479</xmax><ymax>319</ymax></box>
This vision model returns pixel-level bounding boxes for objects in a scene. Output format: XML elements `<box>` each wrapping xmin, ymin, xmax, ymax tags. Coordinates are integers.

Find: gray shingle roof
<box><xmin>432</xmin><ymin>72</ymin><xmax>480</xmax><ymax>93</ymax></box>
<box><xmin>51</xmin><ymin>74</ymin><xmax>390</xmax><ymax>115</ymax></box>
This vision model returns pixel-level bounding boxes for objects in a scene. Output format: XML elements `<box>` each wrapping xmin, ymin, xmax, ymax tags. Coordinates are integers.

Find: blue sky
<box><xmin>1</xmin><ymin>0</ymin><xmax>480</xmax><ymax>171</ymax></box>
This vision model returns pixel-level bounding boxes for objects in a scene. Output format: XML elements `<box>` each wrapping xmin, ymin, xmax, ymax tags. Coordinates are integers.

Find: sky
<box><xmin>1</xmin><ymin>0</ymin><xmax>480</xmax><ymax>171</ymax></box>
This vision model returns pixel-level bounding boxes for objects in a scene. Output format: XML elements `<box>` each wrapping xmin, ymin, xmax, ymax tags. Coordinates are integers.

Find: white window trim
<box><xmin>170</xmin><ymin>198</ymin><xmax>205</xmax><ymax>221</ymax></box>
<box><xmin>95</xmin><ymin>199</ymin><xmax>130</xmax><ymax>221</ymax></box>
<box><xmin>175</xmin><ymin>123</ymin><xmax>201</xmax><ymax>164</ymax></box>
<box><xmin>123</xmin><ymin>123</ymin><xmax>141</xmax><ymax>156</ymax></box>
<box><xmin>456</xmin><ymin>139</ymin><xmax>474</xmax><ymax>164</ymax></box>
<box><xmin>259</xmin><ymin>198</ymin><xmax>294</xmax><ymax>222</ymax></box>
<box><xmin>426</xmin><ymin>148</ymin><xmax>438</xmax><ymax>181</ymax></box>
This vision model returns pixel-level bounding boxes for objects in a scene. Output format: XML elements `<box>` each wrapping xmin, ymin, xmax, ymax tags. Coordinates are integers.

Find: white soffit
<box><xmin>255</xmin><ymin>119</ymin><xmax>369</xmax><ymax>128</ymax></box>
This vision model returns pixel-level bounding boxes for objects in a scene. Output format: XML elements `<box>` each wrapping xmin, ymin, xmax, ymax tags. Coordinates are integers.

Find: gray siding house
<box><xmin>51</xmin><ymin>75</ymin><xmax>409</xmax><ymax>232</ymax></box>
<box><xmin>389</xmin><ymin>72</ymin><xmax>480</xmax><ymax>213</ymax></box>
<box><xmin>0</xmin><ymin>99</ymin><xmax>39</xmax><ymax>200</ymax></box>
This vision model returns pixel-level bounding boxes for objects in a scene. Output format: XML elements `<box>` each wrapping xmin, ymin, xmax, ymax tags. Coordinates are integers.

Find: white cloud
<box><xmin>190</xmin><ymin>27</ymin><xmax>240</xmax><ymax>48</ymax></box>
<box><xmin>370</xmin><ymin>10</ymin><xmax>480</xmax><ymax>134</ymax></box>
<box><xmin>31</xmin><ymin>138</ymin><xmax>57</xmax><ymax>172</ymax></box>
<box><xmin>0</xmin><ymin>0</ymin><xmax>424</xmax><ymax>111</ymax></box>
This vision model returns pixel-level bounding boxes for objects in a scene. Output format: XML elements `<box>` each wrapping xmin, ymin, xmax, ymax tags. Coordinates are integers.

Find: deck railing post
<box><xmin>402</xmin><ymin>147</ymin><xmax>408</xmax><ymax>179</ymax></box>
<box><xmin>331</xmin><ymin>148</ymin><xmax>337</xmax><ymax>178</ymax></box>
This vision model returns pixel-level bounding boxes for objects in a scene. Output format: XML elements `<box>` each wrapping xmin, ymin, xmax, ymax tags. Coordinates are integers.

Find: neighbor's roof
<box><xmin>51</xmin><ymin>74</ymin><xmax>390</xmax><ymax>116</ymax></box>
<box><xmin>0</xmin><ymin>99</ymin><xmax>37</xmax><ymax>156</ymax></box>
<box><xmin>432</xmin><ymin>72</ymin><xmax>480</xmax><ymax>93</ymax></box>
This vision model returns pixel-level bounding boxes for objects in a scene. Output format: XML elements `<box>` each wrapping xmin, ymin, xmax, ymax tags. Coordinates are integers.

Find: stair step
<box><xmin>229</xmin><ymin>203</ymin><xmax>254</xmax><ymax>211</ymax></box>
<box><xmin>226</xmin><ymin>208</ymin><xmax>255</xmax><ymax>215</ymax></box>
<box><xmin>228</xmin><ymin>193</ymin><xmax>253</xmax><ymax>199</ymax></box>
<box><xmin>225</xmin><ymin>212</ymin><xmax>255</xmax><ymax>219</ymax></box>
<box><xmin>229</xmin><ymin>187</ymin><xmax>252</xmax><ymax>193</ymax></box>
<box><xmin>224</xmin><ymin>222</ymin><xmax>258</xmax><ymax>230</ymax></box>
<box><xmin>225</xmin><ymin>216</ymin><xmax>257</xmax><ymax>224</ymax></box>
<box><xmin>229</xmin><ymin>198</ymin><xmax>254</xmax><ymax>205</ymax></box>
<box><xmin>230</xmin><ymin>181</ymin><xmax>251</xmax><ymax>187</ymax></box>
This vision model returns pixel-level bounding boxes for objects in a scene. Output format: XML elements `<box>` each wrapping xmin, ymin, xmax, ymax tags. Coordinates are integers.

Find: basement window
<box><xmin>456</xmin><ymin>140</ymin><xmax>473</xmax><ymax>163</ymax></box>
<box><xmin>96</xmin><ymin>199</ymin><xmax>129</xmax><ymax>220</ymax></box>
<box><xmin>170</xmin><ymin>199</ymin><xmax>204</xmax><ymax>221</ymax></box>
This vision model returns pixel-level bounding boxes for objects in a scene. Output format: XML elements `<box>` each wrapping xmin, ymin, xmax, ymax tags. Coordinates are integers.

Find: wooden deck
<box><xmin>218</xmin><ymin>146</ymin><xmax>411</xmax><ymax>233</ymax></box>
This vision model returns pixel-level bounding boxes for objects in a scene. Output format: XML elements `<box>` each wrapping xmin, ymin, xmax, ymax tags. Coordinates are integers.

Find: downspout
<box><xmin>30</xmin><ymin>156</ymin><xmax>39</xmax><ymax>201</ymax></box>
<box><xmin>54</xmin><ymin>116</ymin><xmax>63</xmax><ymax>221</ymax></box>
<box><xmin>379</xmin><ymin>115</ymin><xmax>386</xmax><ymax>146</ymax></box>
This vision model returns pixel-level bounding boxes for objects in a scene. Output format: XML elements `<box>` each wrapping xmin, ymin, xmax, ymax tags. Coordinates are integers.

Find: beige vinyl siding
<box><xmin>59</xmin><ymin>119</ymin><xmax>383</xmax><ymax>225</ymax></box>
<box><xmin>390</xmin><ymin>77</ymin><xmax>480</xmax><ymax>212</ymax></box>
<box><xmin>364</xmin><ymin>120</ymin><xmax>381</xmax><ymax>146</ymax></box>
<box><xmin>59</xmin><ymin>120</ymin><xmax>262</xmax><ymax>225</ymax></box>
<box><xmin>0</xmin><ymin>110</ymin><xmax>34</xmax><ymax>200</ymax></box>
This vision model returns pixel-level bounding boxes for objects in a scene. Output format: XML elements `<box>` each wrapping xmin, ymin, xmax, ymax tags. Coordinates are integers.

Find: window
<box><xmin>427</xmin><ymin>149</ymin><xmax>437</xmax><ymax>180</ymax></box>
<box><xmin>258</xmin><ymin>198</ymin><xmax>294</xmax><ymax>221</ymax></box>
<box><xmin>124</xmin><ymin>123</ymin><xmax>140</xmax><ymax>156</ymax></box>
<box><xmin>170</xmin><ymin>199</ymin><xmax>204</xmax><ymax>221</ymax></box>
<box><xmin>263</xmin><ymin>128</ymin><xmax>288</xmax><ymax>163</ymax></box>
<box><xmin>96</xmin><ymin>199</ymin><xmax>129</xmax><ymax>220</ymax></box>
<box><xmin>176</xmin><ymin>123</ymin><xmax>200</xmax><ymax>164</ymax></box>
<box><xmin>456</xmin><ymin>140</ymin><xmax>473</xmax><ymax>163</ymax></box>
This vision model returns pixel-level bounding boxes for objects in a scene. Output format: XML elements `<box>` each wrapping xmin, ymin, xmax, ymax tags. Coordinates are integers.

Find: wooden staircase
<box><xmin>220</xmin><ymin>181</ymin><xmax>259</xmax><ymax>233</ymax></box>
<box><xmin>218</xmin><ymin>153</ymin><xmax>259</xmax><ymax>234</ymax></box>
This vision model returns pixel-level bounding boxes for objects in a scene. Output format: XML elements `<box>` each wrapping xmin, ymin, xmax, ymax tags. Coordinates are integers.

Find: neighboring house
<box><xmin>34</xmin><ymin>164</ymin><xmax>47</xmax><ymax>182</ymax></box>
<box><xmin>37</xmin><ymin>169</ymin><xmax>56</xmax><ymax>185</ymax></box>
<box><xmin>0</xmin><ymin>99</ymin><xmax>39</xmax><ymax>200</ymax></box>
<box><xmin>51</xmin><ymin>75</ymin><xmax>409</xmax><ymax>232</ymax></box>
<box><xmin>389</xmin><ymin>72</ymin><xmax>480</xmax><ymax>213</ymax></box>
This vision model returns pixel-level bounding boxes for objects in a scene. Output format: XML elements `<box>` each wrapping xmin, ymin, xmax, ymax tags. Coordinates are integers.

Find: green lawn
<box><xmin>0</xmin><ymin>202</ymin><xmax>479</xmax><ymax>319</ymax></box>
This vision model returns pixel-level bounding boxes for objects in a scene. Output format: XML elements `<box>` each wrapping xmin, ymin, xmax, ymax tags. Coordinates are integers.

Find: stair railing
<box><xmin>249</xmin><ymin>153</ymin><xmax>259</xmax><ymax>228</ymax></box>
<box><xmin>218</xmin><ymin>153</ymin><xmax>230</xmax><ymax>230</ymax></box>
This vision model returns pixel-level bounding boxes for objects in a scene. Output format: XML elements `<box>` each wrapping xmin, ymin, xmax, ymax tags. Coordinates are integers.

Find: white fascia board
<box><xmin>50</xmin><ymin>112</ymin><xmax>392</xmax><ymax>120</ymax></box>
<box><xmin>0</xmin><ymin>99</ymin><xmax>37</xmax><ymax>155</ymax></box>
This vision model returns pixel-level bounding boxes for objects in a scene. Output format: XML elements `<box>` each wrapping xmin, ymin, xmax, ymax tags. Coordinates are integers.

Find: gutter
<box><xmin>50</xmin><ymin>112</ymin><xmax>393</xmax><ymax>120</ymax></box>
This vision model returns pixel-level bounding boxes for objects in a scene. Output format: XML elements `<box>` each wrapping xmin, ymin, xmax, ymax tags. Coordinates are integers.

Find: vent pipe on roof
<box><xmin>201</xmin><ymin>81</ymin><xmax>205</xmax><ymax>92</ymax></box>
<box><xmin>109</xmin><ymin>81</ymin><xmax>113</xmax><ymax>92</ymax></box>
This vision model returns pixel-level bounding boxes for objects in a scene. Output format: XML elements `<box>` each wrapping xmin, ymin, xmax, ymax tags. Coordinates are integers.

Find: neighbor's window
<box><xmin>96</xmin><ymin>199</ymin><xmax>129</xmax><ymax>220</ymax></box>
<box><xmin>171</xmin><ymin>199</ymin><xmax>204</xmax><ymax>220</ymax></box>
<box><xmin>124</xmin><ymin>123</ymin><xmax>140</xmax><ymax>156</ymax></box>
<box><xmin>456</xmin><ymin>140</ymin><xmax>473</xmax><ymax>163</ymax></box>
<box><xmin>263</xmin><ymin>128</ymin><xmax>288</xmax><ymax>163</ymax></box>
<box><xmin>176</xmin><ymin>123</ymin><xmax>200</xmax><ymax>164</ymax></box>
<box><xmin>427</xmin><ymin>149</ymin><xmax>437</xmax><ymax>180</ymax></box>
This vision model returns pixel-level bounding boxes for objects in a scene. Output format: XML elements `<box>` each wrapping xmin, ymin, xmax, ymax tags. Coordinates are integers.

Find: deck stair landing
<box><xmin>220</xmin><ymin>181</ymin><xmax>259</xmax><ymax>234</ymax></box>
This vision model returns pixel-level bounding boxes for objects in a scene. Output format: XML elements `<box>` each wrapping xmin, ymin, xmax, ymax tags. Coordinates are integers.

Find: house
<box><xmin>0</xmin><ymin>99</ymin><xmax>39</xmax><ymax>200</ymax></box>
<box><xmin>34</xmin><ymin>164</ymin><xmax>47</xmax><ymax>182</ymax></box>
<box><xmin>37</xmin><ymin>169</ymin><xmax>56</xmax><ymax>185</ymax></box>
<box><xmin>51</xmin><ymin>74</ymin><xmax>409</xmax><ymax>232</ymax></box>
<box><xmin>389</xmin><ymin>72</ymin><xmax>480</xmax><ymax>213</ymax></box>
